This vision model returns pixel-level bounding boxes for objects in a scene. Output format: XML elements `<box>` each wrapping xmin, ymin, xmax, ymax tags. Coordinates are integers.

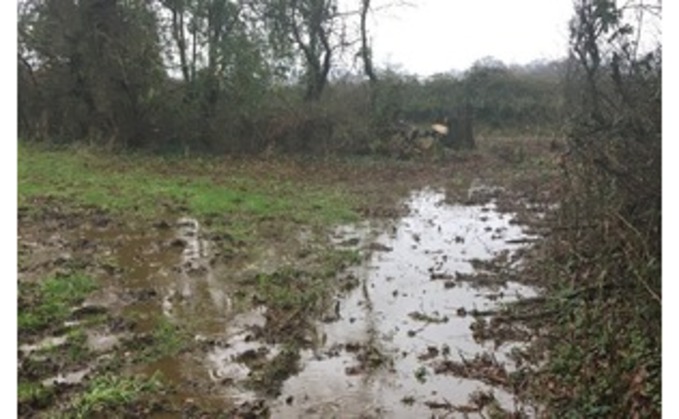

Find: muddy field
<box><xmin>18</xmin><ymin>138</ymin><xmax>562</xmax><ymax>418</ymax></box>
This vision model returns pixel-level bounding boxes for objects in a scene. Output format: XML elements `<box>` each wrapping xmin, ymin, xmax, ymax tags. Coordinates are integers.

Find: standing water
<box><xmin>63</xmin><ymin>187</ymin><xmax>539</xmax><ymax>417</ymax></box>
<box><xmin>270</xmin><ymin>188</ymin><xmax>539</xmax><ymax>418</ymax></box>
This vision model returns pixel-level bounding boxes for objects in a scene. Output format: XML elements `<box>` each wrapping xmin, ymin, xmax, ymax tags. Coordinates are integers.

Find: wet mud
<box><xmin>269</xmin><ymin>188</ymin><xmax>540</xmax><ymax>418</ymax></box>
<box><xmin>18</xmin><ymin>186</ymin><xmax>543</xmax><ymax>417</ymax></box>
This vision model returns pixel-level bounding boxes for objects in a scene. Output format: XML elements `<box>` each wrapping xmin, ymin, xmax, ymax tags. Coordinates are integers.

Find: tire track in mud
<box><xmin>163</xmin><ymin>217</ymin><xmax>232</xmax><ymax>322</ymax></box>
<box><xmin>18</xmin><ymin>213</ymin><xmax>247</xmax><ymax>413</ymax></box>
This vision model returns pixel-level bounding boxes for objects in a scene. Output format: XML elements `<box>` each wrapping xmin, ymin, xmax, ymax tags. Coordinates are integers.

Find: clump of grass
<box><xmin>18</xmin><ymin>273</ymin><xmax>97</xmax><ymax>334</ymax></box>
<box><xmin>65</xmin><ymin>328</ymin><xmax>90</xmax><ymax>362</ymax></box>
<box><xmin>320</xmin><ymin>248</ymin><xmax>362</xmax><ymax>276</ymax></box>
<box><xmin>69</xmin><ymin>374</ymin><xmax>162</xmax><ymax>418</ymax></box>
<box><xmin>130</xmin><ymin>317</ymin><xmax>190</xmax><ymax>363</ymax></box>
<box><xmin>255</xmin><ymin>269</ymin><xmax>325</xmax><ymax>312</ymax></box>
<box><xmin>253</xmin><ymin>248</ymin><xmax>359</xmax><ymax>311</ymax></box>
<box><xmin>414</xmin><ymin>366</ymin><xmax>428</xmax><ymax>383</ymax></box>
<box><xmin>150</xmin><ymin>318</ymin><xmax>188</xmax><ymax>359</ymax></box>
<box><xmin>18</xmin><ymin>381</ymin><xmax>54</xmax><ymax>409</ymax></box>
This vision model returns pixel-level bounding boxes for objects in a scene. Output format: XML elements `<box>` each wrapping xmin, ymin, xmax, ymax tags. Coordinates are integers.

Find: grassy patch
<box><xmin>18</xmin><ymin>144</ymin><xmax>358</xmax><ymax>226</ymax></box>
<box><xmin>251</xmin><ymin>248</ymin><xmax>360</xmax><ymax>313</ymax></box>
<box><xmin>18</xmin><ymin>273</ymin><xmax>97</xmax><ymax>334</ymax></box>
<box><xmin>319</xmin><ymin>248</ymin><xmax>362</xmax><ymax>276</ymax></box>
<box><xmin>255</xmin><ymin>269</ymin><xmax>325</xmax><ymax>312</ymax></box>
<box><xmin>130</xmin><ymin>317</ymin><xmax>191</xmax><ymax>363</ymax></box>
<box><xmin>65</xmin><ymin>328</ymin><xmax>91</xmax><ymax>362</ymax></box>
<box><xmin>18</xmin><ymin>381</ymin><xmax>54</xmax><ymax>409</ymax></box>
<box><xmin>68</xmin><ymin>374</ymin><xmax>162</xmax><ymax>418</ymax></box>
<box><xmin>149</xmin><ymin>318</ymin><xmax>188</xmax><ymax>360</ymax></box>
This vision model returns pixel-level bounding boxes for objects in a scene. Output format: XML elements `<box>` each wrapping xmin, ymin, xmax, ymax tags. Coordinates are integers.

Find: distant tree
<box><xmin>264</xmin><ymin>0</ymin><xmax>343</xmax><ymax>102</ymax></box>
<box><xmin>566</xmin><ymin>0</ymin><xmax>661</xmax><ymax>213</ymax></box>
<box><xmin>150</xmin><ymin>0</ymin><xmax>275</xmax><ymax>151</ymax></box>
<box><xmin>459</xmin><ymin>57</ymin><xmax>564</xmax><ymax>130</ymax></box>
<box><xmin>18</xmin><ymin>0</ymin><xmax>164</xmax><ymax>147</ymax></box>
<box><xmin>359</xmin><ymin>0</ymin><xmax>377</xmax><ymax>86</ymax></box>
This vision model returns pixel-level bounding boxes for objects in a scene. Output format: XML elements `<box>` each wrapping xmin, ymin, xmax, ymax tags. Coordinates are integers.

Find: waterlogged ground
<box><xmin>17</xmin><ymin>141</ymin><xmax>560</xmax><ymax>417</ymax></box>
<box><xmin>269</xmin><ymin>189</ymin><xmax>540</xmax><ymax>418</ymax></box>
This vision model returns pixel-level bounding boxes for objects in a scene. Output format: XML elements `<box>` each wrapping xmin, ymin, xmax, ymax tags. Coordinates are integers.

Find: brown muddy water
<box><xmin>34</xmin><ymin>187</ymin><xmax>540</xmax><ymax>417</ymax></box>
<box><xmin>269</xmin><ymin>189</ymin><xmax>539</xmax><ymax>418</ymax></box>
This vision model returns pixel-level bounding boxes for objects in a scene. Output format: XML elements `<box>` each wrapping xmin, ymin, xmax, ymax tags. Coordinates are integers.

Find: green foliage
<box><xmin>69</xmin><ymin>374</ymin><xmax>162</xmax><ymax>419</ymax></box>
<box><xmin>148</xmin><ymin>318</ymin><xmax>188</xmax><ymax>360</ymax></box>
<box><xmin>256</xmin><ymin>269</ymin><xmax>324</xmax><ymax>311</ymax></box>
<box><xmin>414</xmin><ymin>366</ymin><xmax>428</xmax><ymax>383</ymax></box>
<box><xmin>18</xmin><ymin>0</ymin><xmax>163</xmax><ymax>146</ymax></box>
<box><xmin>536</xmin><ymin>282</ymin><xmax>660</xmax><ymax>416</ymax></box>
<box><xmin>463</xmin><ymin>59</ymin><xmax>565</xmax><ymax>130</ymax></box>
<box><xmin>18</xmin><ymin>0</ymin><xmax>563</xmax><ymax>154</ymax></box>
<box><xmin>369</xmin><ymin>59</ymin><xmax>564</xmax><ymax>134</ymax></box>
<box><xmin>18</xmin><ymin>144</ymin><xmax>358</xmax><ymax>225</ymax></box>
<box><xmin>18</xmin><ymin>381</ymin><xmax>54</xmax><ymax>408</ymax></box>
<box><xmin>65</xmin><ymin>328</ymin><xmax>91</xmax><ymax>362</ymax></box>
<box><xmin>18</xmin><ymin>0</ymin><xmax>349</xmax><ymax>152</ymax></box>
<box><xmin>18</xmin><ymin>273</ymin><xmax>97</xmax><ymax>333</ymax></box>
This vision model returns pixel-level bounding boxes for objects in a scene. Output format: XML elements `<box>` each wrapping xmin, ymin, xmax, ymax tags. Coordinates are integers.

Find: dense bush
<box><xmin>528</xmin><ymin>1</ymin><xmax>661</xmax><ymax>416</ymax></box>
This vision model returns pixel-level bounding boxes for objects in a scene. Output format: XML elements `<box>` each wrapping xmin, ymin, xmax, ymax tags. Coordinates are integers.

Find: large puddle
<box><xmin>30</xmin><ymin>187</ymin><xmax>539</xmax><ymax>416</ymax></box>
<box><xmin>270</xmin><ymin>188</ymin><xmax>539</xmax><ymax>417</ymax></box>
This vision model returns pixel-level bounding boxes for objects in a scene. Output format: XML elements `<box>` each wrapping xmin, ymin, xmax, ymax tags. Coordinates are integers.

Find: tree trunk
<box><xmin>360</xmin><ymin>0</ymin><xmax>377</xmax><ymax>85</ymax></box>
<box><xmin>448</xmin><ymin>104</ymin><xmax>475</xmax><ymax>150</ymax></box>
<box><xmin>172</xmin><ymin>8</ymin><xmax>190</xmax><ymax>83</ymax></box>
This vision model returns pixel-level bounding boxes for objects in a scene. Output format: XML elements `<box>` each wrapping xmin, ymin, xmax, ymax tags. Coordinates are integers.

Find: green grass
<box><xmin>252</xmin><ymin>248</ymin><xmax>360</xmax><ymax>313</ymax></box>
<box><xmin>146</xmin><ymin>318</ymin><xmax>188</xmax><ymax>361</ymax></box>
<box><xmin>255</xmin><ymin>268</ymin><xmax>325</xmax><ymax>311</ymax></box>
<box><xmin>18</xmin><ymin>273</ymin><xmax>98</xmax><ymax>333</ymax></box>
<box><xmin>18</xmin><ymin>381</ymin><xmax>54</xmax><ymax>408</ymax></box>
<box><xmin>68</xmin><ymin>374</ymin><xmax>162</xmax><ymax>418</ymax></box>
<box><xmin>319</xmin><ymin>248</ymin><xmax>362</xmax><ymax>277</ymax></box>
<box><xmin>18</xmin><ymin>143</ymin><xmax>358</xmax><ymax>225</ymax></box>
<box><xmin>65</xmin><ymin>328</ymin><xmax>90</xmax><ymax>362</ymax></box>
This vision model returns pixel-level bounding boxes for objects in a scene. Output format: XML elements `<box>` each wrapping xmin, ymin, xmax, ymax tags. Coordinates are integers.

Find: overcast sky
<box><xmin>367</xmin><ymin>0</ymin><xmax>575</xmax><ymax>76</ymax></box>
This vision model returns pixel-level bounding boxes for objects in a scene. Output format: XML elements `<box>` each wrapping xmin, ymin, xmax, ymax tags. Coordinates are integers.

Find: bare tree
<box><xmin>359</xmin><ymin>0</ymin><xmax>377</xmax><ymax>85</ymax></box>
<box><xmin>264</xmin><ymin>0</ymin><xmax>342</xmax><ymax>101</ymax></box>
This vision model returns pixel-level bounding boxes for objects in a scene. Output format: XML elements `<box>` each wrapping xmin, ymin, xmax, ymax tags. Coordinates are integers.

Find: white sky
<box><xmin>368</xmin><ymin>0</ymin><xmax>575</xmax><ymax>76</ymax></box>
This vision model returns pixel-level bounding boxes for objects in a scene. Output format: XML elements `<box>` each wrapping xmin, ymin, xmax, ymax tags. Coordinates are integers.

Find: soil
<box><xmin>18</xmin><ymin>138</ymin><xmax>562</xmax><ymax>418</ymax></box>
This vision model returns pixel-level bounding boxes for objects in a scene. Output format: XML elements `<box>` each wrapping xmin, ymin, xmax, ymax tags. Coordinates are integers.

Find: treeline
<box><xmin>18</xmin><ymin>0</ymin><xmax>565</xmax><ymax>154</ymax></box>
<box><xmin>377</xmin><ymin>58</ymin><xmax>566</xmax><ymax>132</ymax></box>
